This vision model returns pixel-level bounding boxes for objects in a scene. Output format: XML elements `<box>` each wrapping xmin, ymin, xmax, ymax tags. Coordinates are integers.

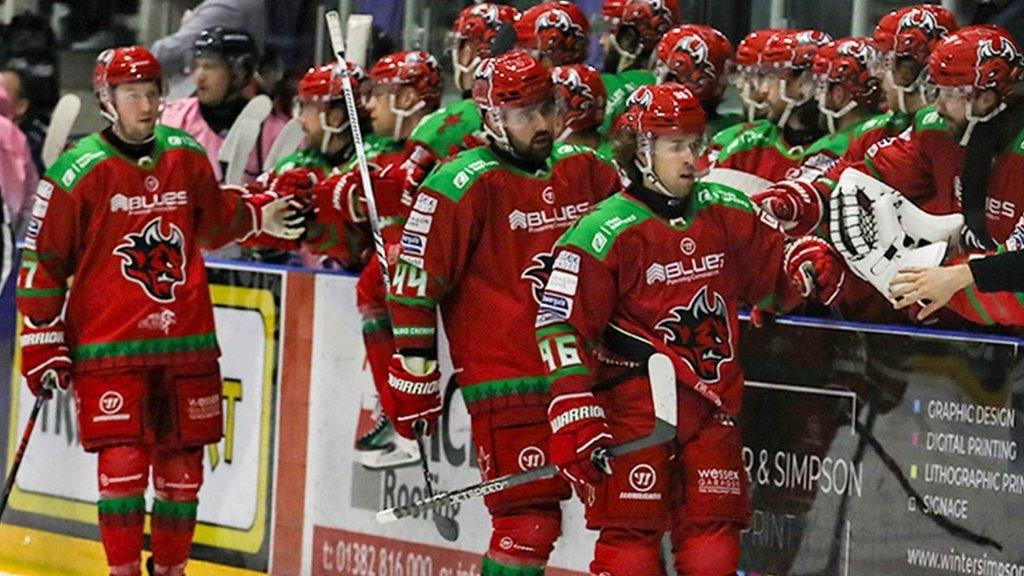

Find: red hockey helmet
<box><xmin>450</xmin><ymin>3</ymin><xmax>520</xmax><ymax>56</ymax></box>
<box><xmin>298</xmin><ymin>61</ymin><xmax>368</xmax><ymax>104</ymax></box>
<box><xmin>472</xmin><ymin>50</ymin><xmax>554</xmax><ymax>112</ymax></box>
<box><xmin>735</xmin><ymin>28</ymin><xmax>787</xmax><ymax>71</ymax></box>
<box><xmin>654</xmin><ymin>25</ymin><xmax>734</xmax><ymax>101</ymax></box>
<box><xmin>370</xmin><ymin>50</ymin><xmax>442</xmax><ymax>109</ymax></box>
<box><xmin>602</xmin><ymin>0</ymin><xmax>627</xmax><ymax>25</ymax></box>
<box><xmin>893</xmin><ymin>5</ymin><xmax>958</xmax><ymax>64</ymax></box>
<box><xmin>929</xmin><ymin>25</ymin><xmax>1023</xmax><ymax>96</ymax></box>
<box><xmin>617</xmin><ymin>0</ymin><xmax>681</xmax><ymax>56</ymax></box>
<box><xmin>93</xmin><ymin>46</ymin><xmax>163</xmax><ymax>97</ymax></box>
<box><xmin>516</xmin><ymin>2</ymin><xmax>589</xmax><ymax>66</ymax></box>
<box><xmin>762</xmin><ymin>29</ymin><xmax>833</xmax><ymax>72</ymax></box>
<box><xmin>552</xmin><ymin>64</ymin><xmax>606</xmax><ymax>138</ymax></box>
<box><xmin>873</xmin><ymin>10</ymin><xmax>901</xmax><ymax>55</ymax></box>
<box><xmin>812</xmin><ymin>37</ymin><xmax>881</xmax><ymax>105</ymax></box>
<box><xmin>619</xmin><ymin>83</ymin><xmax>706</xmax><ymax>138</ymax></box>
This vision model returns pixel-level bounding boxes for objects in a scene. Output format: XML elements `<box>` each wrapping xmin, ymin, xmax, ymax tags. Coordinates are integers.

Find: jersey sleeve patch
<box><xmin>558</xmin><ymin>194</ymin><xmax>651</xmax><ymax>260</ymax></box>
<box><xmin>420</xmin><ymin>146</ymin><xmax>500</xmax><ymax>203</ymax></box>
<box><xmin>45</xmin><ymin>134</ymin><xmax>114</xmax><ymax>193</ymax></box>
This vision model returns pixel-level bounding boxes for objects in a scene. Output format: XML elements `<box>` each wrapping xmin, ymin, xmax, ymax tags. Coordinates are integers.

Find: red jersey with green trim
<box><xmin>388</xmin><ymin>143</ymin><xmax>621</xmax><ymax>414</ymax></box>
<box><xmin>703</xmin><ymin>120</ymin><xmax>805</xmax><ymax>195</ymax></box>
<box><xmin>949</xmin><ymin>245</ymin><xmax>1024</xmax><ymax>327</ymax></box>
<box><xmin>18</xmin><ymin>125</ymin><xmax>257</xmax><ymax>372</ymax></box>
<box><xmin>795</xmin><ymin>113</ymin><xmax>891</xmax><ymax>182</ymax></box>
<box><xmin>534</xmin><ymin>182</ymin><xmax>800</xmax><ymax>415</ymax></box>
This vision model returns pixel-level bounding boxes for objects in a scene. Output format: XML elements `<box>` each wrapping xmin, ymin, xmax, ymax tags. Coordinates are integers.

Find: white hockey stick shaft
<box><xmin>325</xmin><ymin>10</ymin><xmax>390</xmax><ymax>287</ymax></box>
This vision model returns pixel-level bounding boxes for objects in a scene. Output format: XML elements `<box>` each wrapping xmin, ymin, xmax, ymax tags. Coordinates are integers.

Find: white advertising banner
<box><xmin>302</xmin><ymin>274</ymin><xmax>595</xmax><ymax>575</ymax></box>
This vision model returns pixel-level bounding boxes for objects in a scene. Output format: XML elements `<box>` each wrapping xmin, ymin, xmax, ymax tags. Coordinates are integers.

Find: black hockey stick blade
<box><xmin>376</xmin><ymin>353</ymin><xmax>678</xmax><ymax>524</ymax></box>
<box><xmin>413</xmin><ymin>422</ymin><xmax>460</xmax><ymax>541</ymax></box>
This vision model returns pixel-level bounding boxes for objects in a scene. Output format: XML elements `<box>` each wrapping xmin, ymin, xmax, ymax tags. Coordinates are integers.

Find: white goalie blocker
<box><xmin>829</xmin><ymin>168</ymin><xmax>964</xmax><ymax>303</ymax></box>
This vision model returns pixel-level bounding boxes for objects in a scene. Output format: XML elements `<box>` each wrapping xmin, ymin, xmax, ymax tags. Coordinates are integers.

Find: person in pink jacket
<box><xmin>0</xmin><ymin>84</ymin><xmax>39</xmax><ymax>237</ymax></box>
<box><xmin>161</xmin><ymin>27</ymin><xmax>285</xmax><ymax>183</ymax></box>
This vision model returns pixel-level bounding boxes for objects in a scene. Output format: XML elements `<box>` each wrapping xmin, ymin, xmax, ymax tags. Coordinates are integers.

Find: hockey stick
<box><xmin>262</xmin><ymin>118</ymin><xmax>305</xmax><ymax>172</ymax></box>
<box><xmin>218</xmin><ymin>94</ymin><xmax>273</xmax><ymax>185</ymax></box>
<box><xmin>376</xmin><ymin>353</ymin><xmax>679</xmax><ymax>524</ymax></box>
<box><xmin>413</xmin><ymin>420</ymin><xmax>459</xmax><ymax>541</ymax></box>
<box><xmin>0</xmin><ymin>394</ymin><xmax>45</xmax><ymax>522</ymax></box>
<box><xmin>42</xmin><ymin>94</ymin><xmax>81</xmax><ymax>169</ymax></box>
<box><xmin>325</xmin><ymin>10</ymin><xmax>389</xmax><ymax>287</ymax></box>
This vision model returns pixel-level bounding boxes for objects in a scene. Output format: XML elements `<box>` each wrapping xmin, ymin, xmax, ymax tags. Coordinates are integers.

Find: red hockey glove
<box><xmin>548</xmin><ymin>392</ymin><xmax>614</xmax><ymax>486</ymax></box>
<box><xmin>245</xmin><ymin>191</ymin><xmax>313</xmax><ymax>241</ymax></box>
<box><xmin>383</xmin><ymin>355</ymin><xmax>442</xmax><ymax>439</ymax></box>
<box><xmin>314</xmin><ymin>170</ymin><xmax>367</xmax><ymax>226</ymax></box>
<box><xmin>784</xmin><ymin>236</ymin><xmax>847</xmax><ymax>306</ymax></box>
<box><xmin>752</xmin><ymin>180</ymin><xmax>823</xmax><ymax>237</ymax></box>
<box><xmin>268</xmin><ymin>167</ymin><xmax>321</xmax><ymax>197</ymax></box>
<box><xmin>397</xmin><ymin>142</ymin><xmax>438</xmax><ymax>201</ymax></box>
<box><xmin>20</xmin><ymin>318</ymin><xmax>72</xmax><ymax>399</ymax></box>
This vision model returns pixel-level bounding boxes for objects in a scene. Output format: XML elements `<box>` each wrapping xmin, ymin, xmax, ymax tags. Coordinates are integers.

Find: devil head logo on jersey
<box><xmin>114</xmin><ymin>217</ymin><xmax>187</xmax><ymax>303</ymax></box>
<box><xmin>655</xmin><ymin>286</ymin><xmax>733</xmax><ymax>382</ymax></box>
<box><xmin>976</xmin><ymin>38</ymin><xmax>1021</xmax><ymax>92</ymax></box>
<box><xmin>521</xmin><ymin>251</ymin><xmax>557</xmax><ymax>305</ymax></box>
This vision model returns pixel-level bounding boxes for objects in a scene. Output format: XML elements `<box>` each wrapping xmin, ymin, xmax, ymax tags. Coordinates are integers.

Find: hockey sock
<box><xmin>481</xmin><ymin>557</ymin><xmax>545</xmax><ymax>576</ymax></box>
<box><xmin>361</xmin><ymin>315</ymin><xmax>395</xmax><ymax>398</ymax></box>
<box><xmin>590</xmin><ymin>527</ymin><xmax>665</xmax><ymax>576</ymax></box>
<box><xmin>150</xmin><ymin>448</ymin><xmax>203</xmax><ymax>575</ymax></box>
<box><xmin>97</xmin><ymin>445</ymin><xmax>150</xmax><ymax>576</ymax></box>
<box><xmin>672</xmin><ymin>521</ymin><xmax>741</xmax><ymax>576</ymax></box>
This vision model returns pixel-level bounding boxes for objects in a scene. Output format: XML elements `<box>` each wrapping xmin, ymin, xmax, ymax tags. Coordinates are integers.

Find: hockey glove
<box><xmin>269</xmin><ymin>167</ymin><xmax>321</xmax><ymax>198</ymax></box>
<box><xmin>548</xmin><ymin>392</ymin><xmax>614</xmax><ymax>486</ymax></box>
<box><xmin>383</xmin><ymin>354</ymin><xmax>442</xmax><ymax>439</ymax></box>
<box><xmin>751</xmin><ymin>180</ymin><xmax>823</xmax><ymax>237</ymax></box>
<box><xmin>784</xmin><ymin>236</ymin><xmax>847</xmax><ymax>306</ymax></box>
<box><xmin>20</xmin><ymin>318</ymin><xmax>72</xmax><ymax>399</ymax></box>
<box><xmin>246</xmin><ymin>192</ymin><xmax>313</xmax><ymax>241</ymax></box>
<box><xmin>397</xmin><ymin>142</ymin><xmax>438</xmax><ymax>202</ymax></box>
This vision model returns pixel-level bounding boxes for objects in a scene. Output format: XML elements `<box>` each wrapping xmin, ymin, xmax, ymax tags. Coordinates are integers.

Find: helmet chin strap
<box><xmin>740</xmin><ymin>81</ymin><xmax>769</xmax><ymax>122</ymax></box>
<box><xmin>817</xmin><ymin>90</ymin><xmax>858</xmax><ymax>134</ymax></box>
<box><xmin>960</xmin><ymin>97</ymin><xmax>1006</xmax><ymax>146</ymax></box>
<box><xmin>318</xmin><ymin>109</ymin><xmax>350</xmax><ymax>154</ymax></box>
<box><xmin>635</xmin><ymin>137</ymin><xmax>674</xmax><ymax>197</ymax></box>
<box><xmin>452</xmin><ymin>51</ymin><xmax>480</xmax><ymax>92</ymax></box>
<box><xmin>388</xmin><ymin>92</ymin><xmax>426</xmax><ymax>141</ymax></box>
<box><xmin>609</xmin><ymin>34</ymin><xmax>640</xmax><ymax>73</ymax></box>
<box><xmin>482</xmin><ymin>109</ymin><xmax>514</xmax><ymax>155</ymax></box>
<box><xmin>886</xmin><ymin>68</ymin><xmax>927</xmax><ymax>114</ymax></box>
<box><xmin>555</xmin><ymin>125</ymin><xmax>574</xmax><ymax>142</ymax></box>
<box><xmin>777</xmin><ymin>76</ymin><xmax>813</xmax><ymax>128</ymax></box>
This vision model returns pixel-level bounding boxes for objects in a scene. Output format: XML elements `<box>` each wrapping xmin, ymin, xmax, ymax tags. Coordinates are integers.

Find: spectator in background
<box><xmin>162</xmin><ymin>27</ymin><xmax>286</xmax><ymax>183</ymax></box>
<box><xmin>0</xmin><ymin>85</ymin><xmax>39</xmax><ymax>238</ymax></box>
<box><xmin>0</xmin><ymin>66</ymin><xmax>50</xmax><ymax>173</ymax></box>
<box><xmin>151</xmin><ymin>0</ymin><xmax>268</xmax><ymax>98</ymax></box>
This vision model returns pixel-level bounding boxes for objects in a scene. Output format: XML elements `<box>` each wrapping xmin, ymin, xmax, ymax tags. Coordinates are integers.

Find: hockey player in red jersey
<box><xmin>704</xmin><ymin>29</ymin><xmax>831</xmax><ymax>195</ymax></box>
<box><xmin>534</xmin><ymin>84</ymin><xmax>826</xmax><ymax>576</ymax></box>
<box><xmin>515</xmin><ymin>1</ymin><xmax>590</xmax><ymax>68</ymax></box>
<box><xmin>732</xmin><ymin>29</ymin><xmax>784</xmax><ymax>123</ymax></box>
<box><xmin>307</xmin><ymin>50</ymin><xmax>443</xmax><ymax>468</ymax></box>
<box><xmin>653</xmin><ymin>24</ymin><xmax>743</xmax><ymax>137</ymax></box>
<box><xmin>16</xmin><ymin>46</ymin><xmax>306</xmax><ymax>576</ymax></box>
<box><xmin>385</xmin><ymin>51</ymin><xmax>622</xmax><ymax>575</ymax></box>
<box><xmin>551</xmin><ymin>64</ymin><xmax>611</xmax><ymax>158</ymax></box>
